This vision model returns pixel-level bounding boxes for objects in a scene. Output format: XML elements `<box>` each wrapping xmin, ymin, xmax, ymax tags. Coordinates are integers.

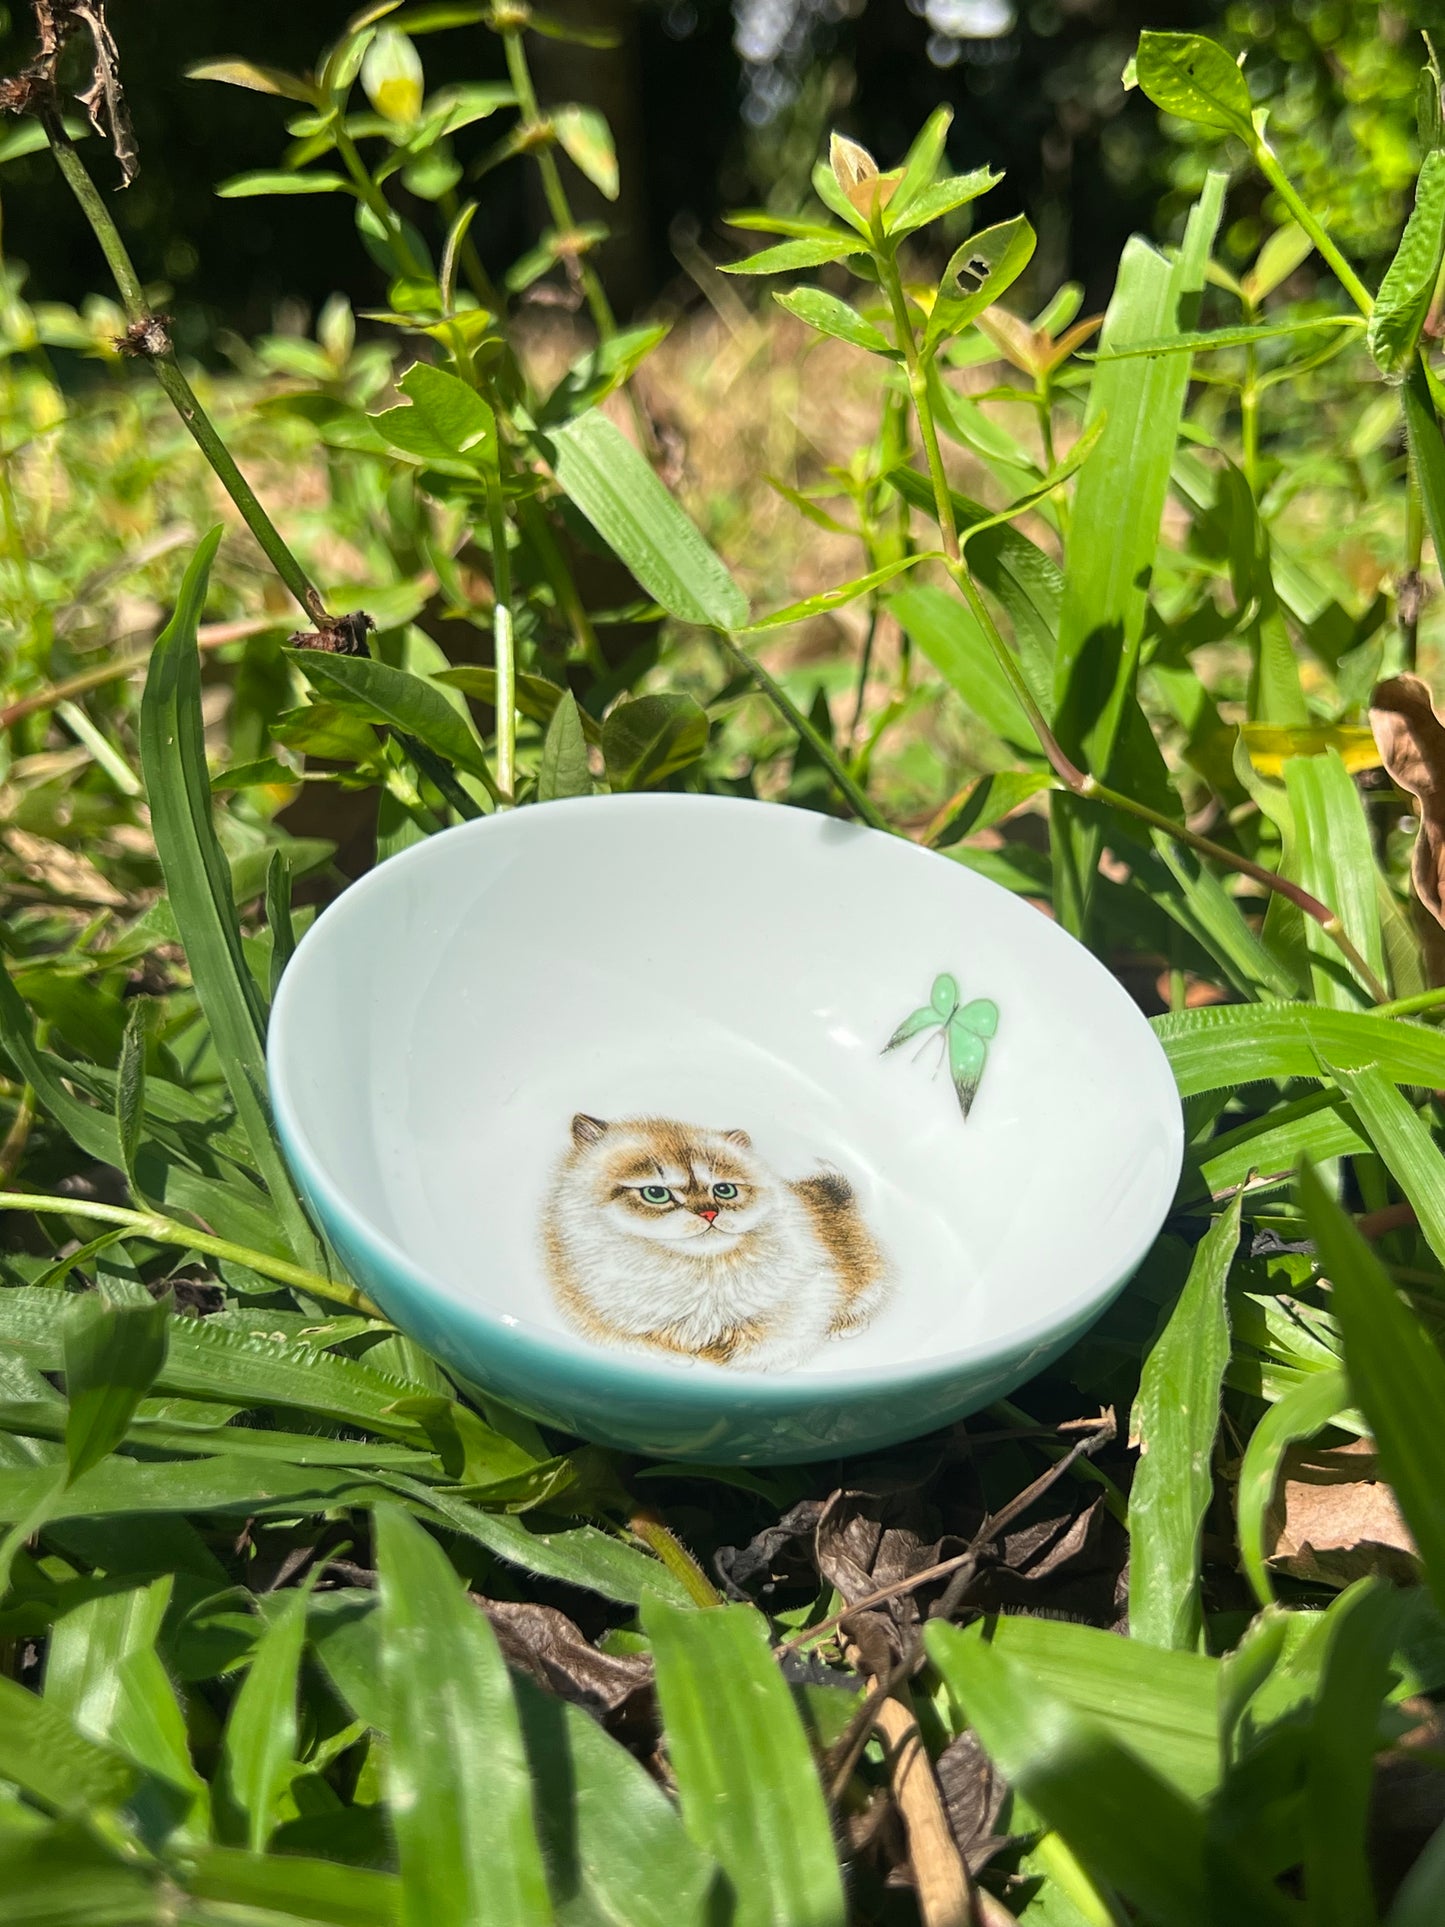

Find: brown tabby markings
<box><xmin>543</xmin><ymin>1113</ymin><xmax>888</xmax><ymax>1368</ymax></box>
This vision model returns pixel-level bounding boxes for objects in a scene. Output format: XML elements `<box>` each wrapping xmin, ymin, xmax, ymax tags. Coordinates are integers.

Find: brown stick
<box><xmin>1</xmin><ymin>618</ymin><xmax>276</xmax><ymax>729</ymax></box>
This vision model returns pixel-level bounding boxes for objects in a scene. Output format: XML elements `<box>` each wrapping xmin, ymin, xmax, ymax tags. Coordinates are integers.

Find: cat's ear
<box><xmin>572</xmin><ymin>1113</ymin><xmax>609</xmax><ymax>1148</ymax></box>
<box><xmin>722</xmin><ymin>1129</ymin><xmax>751</xmax><ymax>1148</ymax></box>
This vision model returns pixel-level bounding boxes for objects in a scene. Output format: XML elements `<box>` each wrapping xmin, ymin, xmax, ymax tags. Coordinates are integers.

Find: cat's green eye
<box><xmin>712</xmin><ymin>1182</ymin><xmax>739</xmax><ymax>1201</ymax></box>
<box><xmin>639</xmin><ymin>1184</ymin><xmax>672</xmax><ymax>1206</ymax></box>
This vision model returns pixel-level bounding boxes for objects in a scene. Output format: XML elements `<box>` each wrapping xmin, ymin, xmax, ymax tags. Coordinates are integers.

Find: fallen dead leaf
<box><xmin>1371</xmin><ymin>674</ymin><xmax>1445</xmax><ymax>927</ymax></box>
<box><xmin>1268</xmin><ymin>1437</ymin><xmax>1420</xmax><ymax>1588</ymax></box>
<box><xmin>4</xmin><ymin>827</ymin><xmax>126</xmax><ymax>905</ymax></box>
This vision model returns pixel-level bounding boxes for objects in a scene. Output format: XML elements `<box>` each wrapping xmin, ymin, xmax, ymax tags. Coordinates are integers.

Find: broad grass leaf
<box><xmin>140</xmin><ymin>531</ymin><xmax>320</xmax><ymax>1266</ymax></box>
<box><xmin>539</xmin><ymin>321</ymin><xmax>671</xmax><ymax>425</ymax></box>
<box><xmin>943</xmin><ymin>1615</ymin><xmax>1221</xmax><ymax>1799</ymax></box>
<box><xmin>1390</xmin><ymin>1817</ymin><xmax>1445</xmax><ymax>1926</ymax></box>
<box><xmin>1144</xmin><ymin>834</ymin><xmax>1302</xmax><ymax>1000</ymax></box>
<box><xmin>0</xmin><ymin>1456</ymin><xmax>386</xmax><ymax>1525</ymax></box>
<box><xmin>0</xmin><ymin>1674</ymin><xmax>139</xmax><ymax>1816</ymax></box>
<box><xmin>1129</xmin><ymin>1194</ymin><xmax>1240</xmax><ymax>1651</ymax></box>
<box><xmin>551</xmin><ymin>104</ymin><xmax>619</xmax><ymax>200</ymax></box>
<box><xmin>217</xmin><ymin>1584</ymin><xmax>311</xmax><ymax>1850</ymax></box>
<box><xmin>1326</xmin><ymin>1060</ymin><xmax>1445</xmax><ymax>1269</ymax></box>
<box><xmin>1303</xmin><ymin>1579</ymin><xmax>1405</xmax><ymax>1927</ymax></box>
<box><xmin>537</xmin><ymin>691</ymin><xmax>592</xmax><ymax>800</ymax></box>
<box><xmin>1370</xmin><ymin>674</ymin><xmax>1445</xmax><ymax>930</ymax></box>
<box><xmin>1281</xmin><ymin>750</ymin><xmax>1386</xmax><ymax>1008</ymax></box>
<box><xmin>515</xmin><ymin>1674</ymin><xmax>719</xmax><ymax>1926</ymax></box>
<box><xmin>1194</xmin><ymin>1093</ymin><xmax>1365</xmax><ymax>1198</ymax></box>
<box><xmin>773</xmin><ymin>286</ymin><xmax>892</xmax><ymax>354</ymax></box>
<box><xmin>602</xmin><ymin>693</ymin><xmax>708</xmax><ymax>789</ymax></box>
<box><xmin>890</xmin><ymin>581</ymin><xmax>1037</xmax><ymax>747</ymax></box>
<box><xmin>548</xmin><ymin>410</ymin><xmax>748</xmax><ymax>631</ymax></box>
<box><xmin>375</xmin><ymin>1505</ymin><xmax>550</xmax><ymax>1927</ymax></box>
<box><xmin>1154</xmin><ymin>1003</ymin><xmax>1445</xmax><ymax>1096</ymax></box>
<box><xmin>1298</xmin><ymin>1160</ymin><xmax>1445</xmax><ymax>1615</ymax></box>
<box><xmin>644</xmin><ymin>1598</ymin><xmax>845</xmax><ymax>1927</ymax></box>
<box><xmin>1236</xmin><ymin>1367</ymin><xmax>1351</xmax><ymax>1606</ymax></box>
<box><xmin>45</xmin><ymin>1577</ymin><xmax>204</xmax><ymax>1820</ymax></box>
<box><xmin>1095</xmin><ymin>315</ymin><xmax>1360</xmax><ymax>359</ymax></box>
<box><xmin>1368</xmin><ymin>151</ymin><xmax>1445</xmax><ymax>375</ymax></box>
<box><xmin>925</xmin><ymin>1625</ymin><xmax>1292</xmax><ymax>1926</ymax></box>
<box><xmin>1134</xmin><ymin>31</ymin><xmax>1256</xmax><ymax>139</ymax></box>
<box><xmin>1053</xmin><ymin>175</ymin><xmax>1224</xmax><ymax>779</ymax></box>
<box><xmin>291</xmin><ymin>649</ymin><xmax>493</xmax><ymax>786</ymax></box>
<box><xmin>62</xmin><ymin>1287</ymin><xmax>169</xmax><ymax>1486</ymax></box>
<box><xmin>0</xmin><ymin>1821</ymin><xmax>161</xmax><ymax>1925</ymax></box>
<box><xmin>186</xmin><ymin>1847</ymin><xmax>402</xmax><ymax>1926</ymax></box>
<box><xmin>1241</xmin><ymin>724</ymin><xmax>1381</xmax><ymax>778</ymax></box>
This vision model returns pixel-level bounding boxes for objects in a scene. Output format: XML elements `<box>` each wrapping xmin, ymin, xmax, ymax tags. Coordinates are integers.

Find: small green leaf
<box><xmin>217</xmin><ymin>170</ymin><xmax>353</xmax><ymax>197</ymax></box>
<box><xmin>63</xmin><ymin>1287</ymin><xmax>169</xmax><ymax>1486</ymax></box>
<box><xmin>0</xmin><ymin>1675</ymin><xmax>140</xmax><ymax>1817</ymax></box>
<box><xmin>773</xmin><ymin>286</ymin><xmax>892</xmax><ymax>354</ymax></box>
<box><xmin>548</xmin><ymin>409</ymin><xmax>748</xmax><ymax>631</ymax></box>
<box><xmin>372</xmin><ymin>361</ymin><xmax>497</xmax><ymax>467</ymax></box>
<box><xmin>1369</xmin><ymin>151</ymin><xmax>1445</xmax><ymax>375</ymax></box>
<box><xmin>884</xmin><ymin>105</ymin><xmax>952</xmax><ymax>226</ymax></box>
<box><xmin>744</xmin><ymin>554</ymin><xmax>934</xmax><ymax>633</ymax></box>
<box><xmin>1134</xmin><ymin>31</ymin><xmax>1256</xmax><ymax>139</ymax></box>
<box><xmin>1298</xmin><ymin>1160</ymin><xmax>1445</xmax><ymax>1616</ymax></box>
<box><xmin>602</xmin><ymin>694</ymin><xmax>708</xmax><ymax>789</ymax></box>
<box><xmin>645</xmin><ymin>1599</ymin><xmax>845</xmax><ymax>1927</ymax></box>
<box><xmin>186</xmin><ymin>58</ymin><xmax>319</xmax><ymax>104</ymax></box>
<box><xmin>217</xmin><ymin>1586</ymin><xmax>312</xmax><ymax>1852</ymax></box>
<box><xmin>1128</xmin><ymin>1193</ymin><xmax>1240</xmax><ymax>1651</ymax></box>
<box><xmin>537</xmin><ymin>691</ymin><xmax>591</xmax><ymax>800</ymax></box>
<box><xmin>720</xmin><ymin>235</ymin><xmax>868</xmax><ymax>275</ymax></box>
<box><xmin>376</xmin><ymin>1506</ymin><xmax>550</xmax><ymax>1927</ymax></box>
<box><xmin>888</xmin><ymin>166</ymin><xmax>1002</xmax><ymax>240</ymax></box>
<box><xmin>291</xmin><ymin>650</ymin><xmax>494</xmax><ymax>789</ymax></box>
<box><xmin>551</xmin><ymin>103</ymin><xmax>619</xmax><ymax>200</ymax></box>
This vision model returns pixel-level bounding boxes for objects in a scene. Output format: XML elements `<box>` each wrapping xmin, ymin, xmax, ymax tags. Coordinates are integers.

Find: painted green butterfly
<box><xmin>882</xmin><ymin>972</ymin><xmax>999</xmax><ymax>1120</ymax></box>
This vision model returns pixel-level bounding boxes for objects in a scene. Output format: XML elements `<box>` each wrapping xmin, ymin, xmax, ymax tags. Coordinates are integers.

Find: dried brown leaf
<box><xmin>1371</xmin><ymin>673</ymin><xmax>1445</xmax><ymax>927</ymax></box>
<box><xmin>471</xmin><ymin>1594</ymin><xmax>653</xmax><ymax>1729</ymax></box>
<box><xmin>1268</xmin><ymin>1438</ymin><xmax>1420</xmax><ymax>1588</ymax></box>
<box><xmin>1</xmin><ymin>2</ymin><xmax>137</xmax><ymax>183</ymax></box>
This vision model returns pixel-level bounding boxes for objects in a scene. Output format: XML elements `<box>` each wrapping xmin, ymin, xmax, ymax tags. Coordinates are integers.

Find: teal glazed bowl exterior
<box><xmin>267</xmin><ymin>795</ymin><xmax>1183</xmax><ymax>1463</ymax></box>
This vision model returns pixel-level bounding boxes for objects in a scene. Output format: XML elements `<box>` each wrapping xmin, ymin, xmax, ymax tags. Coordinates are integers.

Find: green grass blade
<box><xmin>115</xmin><ymin>1000</ymin><xmax>149</xmax><ymax>1204</ymax></box>
<box><xmin>889</xmin><ymin>581</ymin><xmax>1039</xmax><ymax>747</ymax></box>
<box><xmin>216</xmin><ymin>1584</ymin><xmax>311</xmax><ymax>1851</ymax></box>
<box><xmin>1302</xmin><ymin>1579</ymin><xmax>1402</xmax><ymax>1927</ymax></box>
<box><xmin>0</xmin><ymin>1673</ymin><xmax>139</xmax><ymax>1816</ymax></box>
<box><xmin>0</xmin><ymin>1821</ymin><xmax>161</xmax><ymax>1925</ymax></box>
<box><xmin>1236</xmin><ymin>1368</ymin><xmax>1350</xmax><ymax>1607</ymax></box>
<box><xmin>645</xmin><ymin>1598</ymin><xmax>845</xmax><ymax>1927</ymax></box>
<box><xmin>515</xmin><ymin>1674</ymin><xmax>720</xmax><ymax>1927</ymax></box>
<box><xmin>375</xmin><ymin>1504</ymin><xmax>551</xmax><ymax>1927</ymax></box>
<box><xmin>1129</xmin><ymin>1194</ymin><xmax>1240</xmax><ymax>1651</ymax></box>
<box><xmin>924</xmin><ymin>1623</ymin><xmax>1291</xmax><ymax>1927</ymax></box>
<box><xmin>1154</xmin><ymin>1004</ymin><xmax>1445</xmax><ymax>1096</ymax></box>
<box><xmin>1298</xmin><ymin>1160</ymin><xmax>1445</xmax><ymax>1616</ymax></box>
<box><xmin>138</xmin><ymin>531</ymin><xmax>321</xmax><ymax>1267</ymax></box>
<box><xmin>62</xmin><ymin>1287</ymin><xmax>170</xmax><ymax>1485</ymax></box>
<box><xmin>1389</xmin><ymin>1818</ymin><xmax>1445</xmax><ymax>1927</ymax></box>
<box><xmin>547</xmin><ymin>409</ymin><xmax>749</xmax><ymax>631</ymax></box>
<box><xmin>186</xmin><ymin>1847</ymin><xmax>402</xmax><ymax>1927</ymax></box>
<box><xmin>1327</xmin><ymin>1058</ymin><xmax>1445</xmax><ymax>1268</ymax></box>
<box><xmin>1281</xmin><ymin>751</ymin><xmax>1386</xmax><ymax>1009</ymax></box>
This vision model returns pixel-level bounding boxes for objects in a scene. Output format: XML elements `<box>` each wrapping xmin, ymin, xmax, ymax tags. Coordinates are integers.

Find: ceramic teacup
<box><xmin>267</xmin><ymin>794</ymin><xmax>1183</xmax><ymax>1462</ymax></box>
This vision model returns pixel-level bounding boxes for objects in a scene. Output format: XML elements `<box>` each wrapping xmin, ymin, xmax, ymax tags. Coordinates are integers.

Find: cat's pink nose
<box><xmin>698</xmin><ymin>1207</ymin><xmax>719</xmax><ymax>1223</ymax></box>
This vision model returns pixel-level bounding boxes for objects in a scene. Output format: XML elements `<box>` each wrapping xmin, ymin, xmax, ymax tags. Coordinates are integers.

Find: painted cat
<box><xmin>542</xmin><ymin>1114</ymin><xmax>889</xmax><ymax>1371</ymax></box>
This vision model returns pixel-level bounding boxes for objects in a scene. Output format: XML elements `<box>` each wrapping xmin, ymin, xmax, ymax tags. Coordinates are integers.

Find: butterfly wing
<box><xmin>957</xmin><ymin>997</ymin><xmax>999</xmax><ymax>1040</ymax></box>
<box><xmin>946</xmin><ymin>1021</ymin><xmax>989</xmax><ymax>1118</ymax></box>
<box><xmin>930</xmin><ymin>972</ymin><xmax>960</xmax><ymax>1018</ymax></box>
<box><xmin>883</xmin><ymin>1006</ymin><xmax>939</xmax><ymax>1053</ymax></box>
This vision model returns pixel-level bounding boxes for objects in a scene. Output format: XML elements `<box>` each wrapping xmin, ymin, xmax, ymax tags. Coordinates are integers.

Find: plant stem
<box><xmin>500</xmin><ymin>28</ymin><xmax>614</xmax><ymax>338</ymax></box>
<box><xmin>1251</xmin><ymin>136</ymin><xmax>1374</xmax><ymax>318</ymax></box>
<box><xmin>1403</xmin><ymin>472</ymin><xmax>1424</xmax><ymax>672</ymax></box>
<box><xmin>1375</xmin><ymin>984</ymin><xmax>1445</xmax><ymax>1021</ymax></box>
<box><xmin>40</xmin><ymin>111</ymin><xmax>325</xmax><ymax>621</ymax></box>
<box><xmin>0</xmin><ymin>1192</ymin><xmax>381</xmax><ymax>1315</ymax></box>
<box><xmin>485</xmin><ymin>474</ymin><xmax>517</xmax><ymax>802</ymax></box>
<box><xmin>716</xmin><ymin>631</ymin><xmax>892</xmax><ymax>832</ymax></box>
<box><xmin>879</xmin><ymin>255</ymin><xmax>958</xmax><ymax>559</ymax></box>
<box><xmin>628</xmin><ymin>1506</ymin><xmax>722</xmax><ymax>1607</ymax></box>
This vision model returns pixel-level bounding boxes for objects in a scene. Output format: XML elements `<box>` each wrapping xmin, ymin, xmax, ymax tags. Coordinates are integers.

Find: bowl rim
<box><xmin>267</xmin><ymin>792</ymin><xmax>1185</xmax><ymax>1405</ymax></box>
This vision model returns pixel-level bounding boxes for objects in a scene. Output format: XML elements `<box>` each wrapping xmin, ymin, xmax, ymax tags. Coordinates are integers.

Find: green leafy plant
<box><xmin>6</xmin><ymin>3</ymin><xmax>1445</xmax><ymax>1920</ymax></box>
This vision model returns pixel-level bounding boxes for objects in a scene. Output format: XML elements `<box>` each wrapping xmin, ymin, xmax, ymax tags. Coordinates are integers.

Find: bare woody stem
<box><xmin>40</xmin><ymin>109</ymin><xmax>326</xmax><ymax>622</ymax></box>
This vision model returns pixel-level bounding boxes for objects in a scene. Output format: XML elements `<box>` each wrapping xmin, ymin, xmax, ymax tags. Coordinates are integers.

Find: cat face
<box><xmin>565</xmin><ymin>1114</ymin><xmax>777</xmax><ymax>1255</ymax></box>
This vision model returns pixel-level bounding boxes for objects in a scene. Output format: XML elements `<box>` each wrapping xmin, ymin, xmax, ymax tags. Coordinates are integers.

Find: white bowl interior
<box><xmin>273</xmin><ymin>798</ymin><xmax>1182</xmax><ymax>1383</ymax></box>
